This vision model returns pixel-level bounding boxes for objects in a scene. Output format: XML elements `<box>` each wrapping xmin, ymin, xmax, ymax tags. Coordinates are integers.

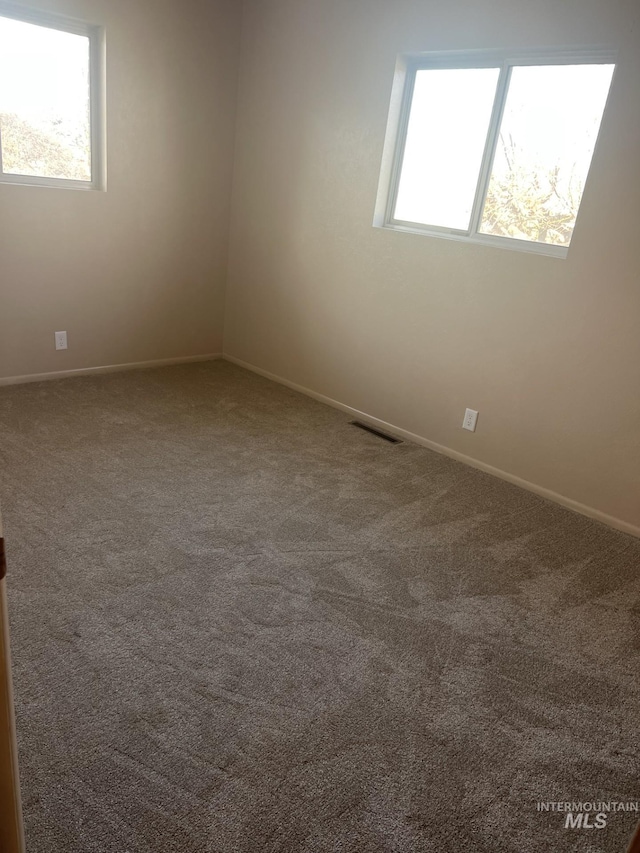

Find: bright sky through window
<box><xmin>394</xmin><ymin>68</ymin><xmax>499</xmax><ymax>230</ymax></box>
<box><xmin>0</xmin><ymin>14</ymin><xmax>91</xmax><ymax>181</ymax></box>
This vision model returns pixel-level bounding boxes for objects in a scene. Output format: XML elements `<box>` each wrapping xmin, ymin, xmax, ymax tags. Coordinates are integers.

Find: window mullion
<box><xmin>468</xmin><ymin>64</ymin><xmax>512</xmax><ymax>236</ymax></box>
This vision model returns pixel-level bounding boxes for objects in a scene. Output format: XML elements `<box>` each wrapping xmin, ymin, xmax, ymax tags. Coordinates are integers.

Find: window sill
<box><xmin>0</xmin><ymin>174</ymin><xmax>104</xmax><ymax>192</ymax></box>
<box><xmin>375</xmin><ymin>220</ymin><xmax>569</xmax><ymax>259</ymax></box>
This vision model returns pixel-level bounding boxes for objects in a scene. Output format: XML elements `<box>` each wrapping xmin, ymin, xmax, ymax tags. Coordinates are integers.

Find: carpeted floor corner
<box><xmin>0</xmin><ymin>360</ymin><xmax>638</xmax><ymax>852</ymax></box>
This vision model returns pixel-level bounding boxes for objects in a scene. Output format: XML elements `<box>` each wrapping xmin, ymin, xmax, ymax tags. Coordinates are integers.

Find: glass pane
<box><xmin>480</xmin><ymin>64</ymin><xmax>614</xmax><ymax>247</ymax></box>
<box><xmin>0</xmin><ymin>16</ymin><xmax>91</xmax><ymax>181</ymax></box>
<box><xmin>394</xmin><ymin>67</ymin><xmax>500</xmax><ymax>231</ymax></box>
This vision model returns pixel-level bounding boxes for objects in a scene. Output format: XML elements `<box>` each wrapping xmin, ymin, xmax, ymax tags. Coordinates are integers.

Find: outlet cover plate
<box><xmin>463</xmin><ymin>408</ymin><xmax>478</xmax><ymax>432</ymax></box>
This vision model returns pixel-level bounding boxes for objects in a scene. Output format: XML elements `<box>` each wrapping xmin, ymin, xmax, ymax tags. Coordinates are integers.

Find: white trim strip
<box><xmin>0</xmin><ymin>578</ymin><xmax>25</xmax><ymax>853</ymax></box>
<box><xmin>0</xmin><ymin>354</ymin><xmax>222</xmax><ymax>387</ymax></box>
<box><xmin>223</xmin><ymin>354</ymin><xmax>640</xmax><ymax>540</ymax></box>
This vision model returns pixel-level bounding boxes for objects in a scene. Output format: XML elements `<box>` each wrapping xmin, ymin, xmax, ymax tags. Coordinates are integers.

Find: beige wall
<box><xmin>0</xmin><ymin>0</ymin><xmax>241</xmax><ymax>380</ymax></box>
<box><xmin>225</xmin><ymin>0</ymin><xmax>640</xmax><ymax>531</ymax></box>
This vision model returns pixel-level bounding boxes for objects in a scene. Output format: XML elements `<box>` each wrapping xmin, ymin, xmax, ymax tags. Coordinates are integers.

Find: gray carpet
<box><xmin>0</xmin><ymin>361</ymin><xmax>638</xmax><ymax>853</ymax></box>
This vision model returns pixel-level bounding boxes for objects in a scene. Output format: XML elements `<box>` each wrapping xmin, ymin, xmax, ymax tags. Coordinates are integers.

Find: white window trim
<box><xmin>0</xmin><ymin>1</ymin><xmax>105</xmax><ymax>191</ymax></box>
<box><xmin>373</xmin><ymin>47</ymin><xmax>617</xmax><ymax>259</ymax></box>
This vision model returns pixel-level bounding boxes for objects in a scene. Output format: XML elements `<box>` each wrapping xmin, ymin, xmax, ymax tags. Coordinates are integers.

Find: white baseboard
<box><xmin>224</xmin><ymin>353</ymin><xmax>640</xmax><ymax>540</ymax></box>
<box><xmin>0</xmin><ymin>353</ymin><xmax>222</xmax><ymax>387</ymax></box>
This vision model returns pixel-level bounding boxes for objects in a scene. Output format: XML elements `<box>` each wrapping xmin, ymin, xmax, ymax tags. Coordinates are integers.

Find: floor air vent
<box><xmin>350</xmin><ymin>421</ymin><xmax>402</xmax><ymax>444</ymax></box>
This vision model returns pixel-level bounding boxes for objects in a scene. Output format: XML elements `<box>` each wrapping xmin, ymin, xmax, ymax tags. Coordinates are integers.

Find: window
<box><xmin>375</xmin><ymin>50</ymin><xmax>616</xmax><ymax>257</ymax></box>
<box><xmin>0</xmin><ymin>4</ymin><xmax>103</xmax><ymax>190</ymax></box>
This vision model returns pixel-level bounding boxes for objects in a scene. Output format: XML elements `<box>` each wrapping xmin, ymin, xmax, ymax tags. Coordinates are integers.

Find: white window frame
<box><xmin>373</xmin><ymin>47</ymin><xmax>617</xmax><ymax>259</ymax></box>
<box><xmin>0</xmin><ymin>1</ymin><xmax>105</xmax><ymax>191</ymax></box>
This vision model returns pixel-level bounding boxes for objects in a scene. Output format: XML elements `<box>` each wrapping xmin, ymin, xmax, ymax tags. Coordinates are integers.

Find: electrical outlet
<box><xmin>55</xmin><ymin>331</ymin><xmax>68</xmax><ymax>351</ymax></box>
<box><xmin>463</xmin><ymin>408</ymin><xmax>478</xmax><ymax>432</ymax></box>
